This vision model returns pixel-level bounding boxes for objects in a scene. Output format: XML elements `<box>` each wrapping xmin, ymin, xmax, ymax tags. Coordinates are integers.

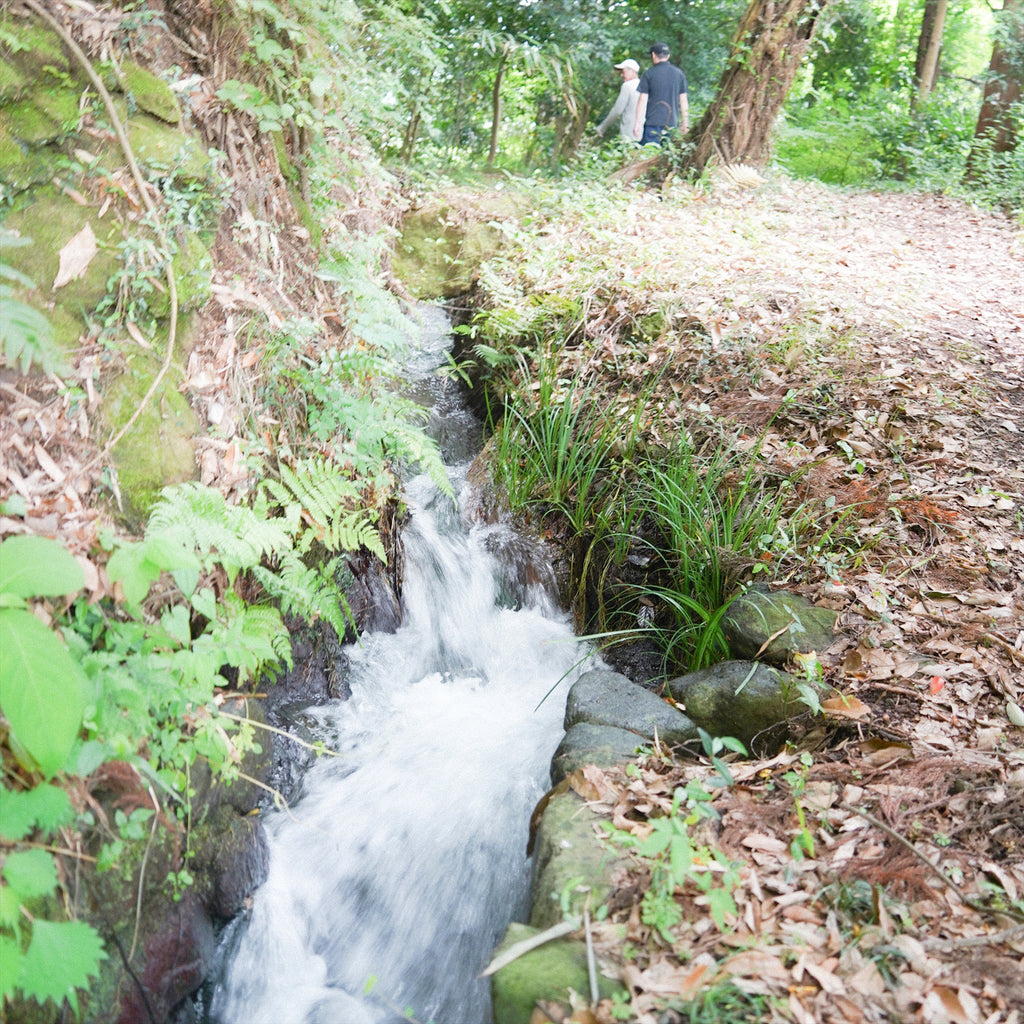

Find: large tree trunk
<box><xmin>684</xmin><ymin>0</ymin><xmax>831</xmax><ymax>176</ymax></box>
<box><xmin>966</xmin><ymin>0</ymin><xmax>1023</xmax><ymax>180</ymax></box>
<box><xmin>912</xmin><ymin>0</ymin><xmax>949</xmax><ymax>110</ymax></box>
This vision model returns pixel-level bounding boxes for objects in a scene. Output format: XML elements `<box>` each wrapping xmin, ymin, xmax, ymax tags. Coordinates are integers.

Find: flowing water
<box><xmin>211</xmin><ymin>306</ymin><xmax>592</xmax><ymax>1024</ymax></box>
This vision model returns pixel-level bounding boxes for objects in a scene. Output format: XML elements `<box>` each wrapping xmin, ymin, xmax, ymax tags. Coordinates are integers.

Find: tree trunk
<box><xmin>966</xmin><ymin>0</ymin><xmax>1023</xmax><ymax>180</ymax></box>
<box><xmin>487</xmin><ymin>54</ymin><xmax>507</xmax><ymax>168</ymax></box>
<box><xmin>912</xmin><ymin>0</ymin><xmax>948</xmax><ymax>109</ymax></box>
<box><xmin>683</xmin><ymin>0</ymin><xmax>831</xmax><ymax>176</ymax></box>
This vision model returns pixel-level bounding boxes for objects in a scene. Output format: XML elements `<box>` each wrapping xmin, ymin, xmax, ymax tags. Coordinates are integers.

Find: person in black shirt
<box><xmin>633</xmin><ymin>42</ymin><xmax>689</xmax><ymax>146</ymax></box>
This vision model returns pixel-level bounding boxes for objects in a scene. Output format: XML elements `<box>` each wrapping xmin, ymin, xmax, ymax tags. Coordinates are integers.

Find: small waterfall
<box><xmin>210</xmin><ymin>307</ymin><xmax>591</xmax><ymax>1024</ymax></box>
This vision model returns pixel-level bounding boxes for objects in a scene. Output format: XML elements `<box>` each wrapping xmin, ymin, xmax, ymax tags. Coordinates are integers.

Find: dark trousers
<box><xmin>640</xmin><ymin>124</ymin><xmax>673</xmax><ymax>146</ymax></box>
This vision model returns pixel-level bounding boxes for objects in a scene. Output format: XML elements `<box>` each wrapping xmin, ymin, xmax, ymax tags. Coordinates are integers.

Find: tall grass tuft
<box><xmin>607</xmin><ymin>433</ymin><xmax>797</xmax><ymax>673</ymax></box>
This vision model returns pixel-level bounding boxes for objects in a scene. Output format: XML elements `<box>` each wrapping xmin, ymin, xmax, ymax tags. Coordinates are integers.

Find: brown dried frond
<box><xmin>839</xmin><ymin>849</ymin><xmax>938</xmax><ymax>901</ymax></box>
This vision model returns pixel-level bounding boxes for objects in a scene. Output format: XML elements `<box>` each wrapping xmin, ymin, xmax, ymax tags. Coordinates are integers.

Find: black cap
<box><xmin>650</xmin><ymin>41</ymin><xmax>670</xmax><ymax>57</ymax></box>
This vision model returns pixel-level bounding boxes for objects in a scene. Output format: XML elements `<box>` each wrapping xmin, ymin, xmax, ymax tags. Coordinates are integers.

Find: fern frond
<box><xmin>148</xmin><ymin>483</ymin><xmax>293</xmax><ymax>581</ymax></box>
<box><xmin>253</xmin><ymin>554</ymin><xmax>354</xmax><ymax>640</ymax></box>
<box><xmin>261</xmin><ymin>457</ymin><xmax>386</xmax><ymax>559</ymax></box>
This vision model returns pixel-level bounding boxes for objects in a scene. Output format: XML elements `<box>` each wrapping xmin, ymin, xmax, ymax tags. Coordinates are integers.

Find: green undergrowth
<box><xmin>483</xmin><ymin>350</ymin><xmax>848</xmax><ymax>674</ymax></box>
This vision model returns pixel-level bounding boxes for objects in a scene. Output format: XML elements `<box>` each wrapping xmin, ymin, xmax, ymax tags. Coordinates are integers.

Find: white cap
<box><xmin>613</xmin><ymin>59</ymin><xmax>640</xmax><ymax>72</ymax></box>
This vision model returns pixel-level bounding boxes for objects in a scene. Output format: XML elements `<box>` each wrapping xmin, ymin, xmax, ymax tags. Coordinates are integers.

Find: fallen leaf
<box><xmin>822</xmin><ymin>694</ymin><xmax>871</xmax><ymax>720</ymax></box>
<box><xmin>53</xmin><ymin>223</ymin><xmax>98</xmax><ymax>290</ymax></box>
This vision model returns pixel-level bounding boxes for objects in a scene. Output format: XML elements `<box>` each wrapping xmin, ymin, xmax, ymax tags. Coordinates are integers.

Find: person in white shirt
<box><xmin>596</xmin><ymin>59</ymin><xmax>640</xmax><ymax>141</ymax></box>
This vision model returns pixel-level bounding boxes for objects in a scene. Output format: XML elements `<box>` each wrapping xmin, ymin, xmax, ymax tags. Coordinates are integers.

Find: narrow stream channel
<box><xmin>210</xmin><ymin>306</ymin><xmax>593</xmax><ymax>1024</ymax></box>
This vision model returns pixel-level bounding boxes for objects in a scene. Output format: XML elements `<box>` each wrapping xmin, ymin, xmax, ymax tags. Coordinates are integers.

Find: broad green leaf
<box><xmin>0</xmin><ymin>783</ymin><xmax>73</xmax><ymax>841</ymax></box>
<box><xmin>0</xmin><ymin>884</ymin><xmax>21</xmax><ymax>928</ymax></box>
<box><xmin>0</xmin><ymin>536</ymin><xmax>84</xmax><ymax>598</ymax></box>
<box><xmin>105</xmin><ymin>541</ymin><xmax>158</xmax><ymax>606</ymax></box>
<box><xmin>144</xmin><ymin>534</ymin><xmax>200</xmax><ymax>572</ymax></box>
<box><xmin>2</xmin><ymin>849</ymin><xmax>57</xmax><ymax>900</ymax></box>
<box><xmin>0</xmin><ymin>609</ymin><xmax>86</xmax><ymax>777</ymax></box>
<box><xmin>0</xmin><ymin>934</ymin><xmax>22</xmax><ymax>1001</ymax></box>
<box><xmin>637</xmin><ymin>826</ymin><xmax>672</xmax><ymax>857</ymax></box>
<box><xmin>18</xmin><ymin>919</ymin><xmax>106</xmax><ymax>1006</ymax></box>
<box><xmin>161</xmin><ymin>604</ymin><xmax>193</xmax><ymax>646</ymax></box>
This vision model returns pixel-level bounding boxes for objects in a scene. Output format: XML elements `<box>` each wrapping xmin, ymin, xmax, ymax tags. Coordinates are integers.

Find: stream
<box><xmin>209</xmin><ymin>306</ymin><xmax>593</xmax><ymax>1024</ymax></box>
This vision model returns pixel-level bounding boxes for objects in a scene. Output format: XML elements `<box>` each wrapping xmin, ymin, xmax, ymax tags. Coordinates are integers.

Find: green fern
<box><xmin>147</xmin><ymin>482</ymin><xmax>294</xmax><ymax>582</ymax></box>
<box><xmin>260</xmin><ymin>457</ymin><xmax>386</xmax><ymax>559</ymax></box>
<box><xmin>253</xmin><ymin>554</ymin><xmax>354</xmax><ymax>640</ymax></box>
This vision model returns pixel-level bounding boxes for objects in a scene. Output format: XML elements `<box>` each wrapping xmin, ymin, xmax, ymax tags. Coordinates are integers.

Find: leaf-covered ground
<box><xmin>494</xmin><ymin>176</ymin><xmax>1024</xmax><ymax>1024</ymax></box>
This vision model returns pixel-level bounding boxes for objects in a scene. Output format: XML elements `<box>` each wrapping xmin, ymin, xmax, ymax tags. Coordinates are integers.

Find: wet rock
<box><xmin>723</xmin><ymin>587</ymin><xmax>838</xmax><ymax>665</ymax></box>
<box><xmin>564</xmin><ymin>669</ymin><xmax>699</xmax><ymax>747</ymax></box>
<box><xmin>490</xmin><ymin>921</ymin><xmax>625</xmax><ymax>1024</ymax></box>
<box><xmin>116</xmin><ymin>890</ymin><xmax>215</xmax><ymax>1024</ymax></box>
<box><xmin>665</xmin><ymin>660</ymin><xmax>828</xmax><ymax>750</ymax></box>
<box><xmin>528</xmin><ymin>789</ymin><xmax>626</xmax><ymax>929</ymax></box>
<box><xmin>551</xmin><ymin>722</ymin><xmax>648</xmax><ymax>784</ymax></box>
<box><xmin>392</xmin><ymin>190</ymin><xmax>531</xmax><ymax>300</ymax></box>
<box><xmin>191</xmin><ymin>805</ymin><xmax>269</xmax><ymax>920</ymax></box>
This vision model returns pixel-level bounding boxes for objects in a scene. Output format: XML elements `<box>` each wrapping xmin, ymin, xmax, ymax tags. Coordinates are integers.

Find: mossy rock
<box><xmin>0</xmin><ymin>19</ymin><xmax>70</xmax><ymax>77</ymax></box>
<box><xmin>563</xmin><ymin>669</ymin><xmax>699</xmax><ymax>748</ymax></box>
<box><xmin>0</xmin><ymin>121</ymin><xmax>54</xmax><ymax>191</ymax></box>
<box><xmin>529</xmin><ymin>788</ymin><xmax>625</xmax><ymax>930</ymax></box>
<box><xmin>2</xmin><ymin>185</ymin><xmax>122</xmax><ymax>352</ymax></box>
<box><xmin>150</xmin><ymin>232</ymin><xmax>213</xmax><ymax>318</ymax></box>
<box><xmin>3</xmin><ymin>85</ymin><xmax>80</xmax><ymax>148</ymax></box>
<box><xmin>0</xmin><ymin>57</ymin><xmax>28</xmax><ymax>102</ymax></box>
<box><xmin>491</xmin><ymin>922</ymin><xmax>625</xmax><ymax>1024</ymax></box>
<box><xmin>102</xmin><ymin>352</ymin><xmax>198</xmax><ymax>522</ymax></box>
<box><xmin>127</xmin><ymin>111</ymin><xmax>211</xmax><ymax>183</ymax></box>
<box><xmin>120</xmin><ymin>60</ymin><xmax>180</xmax><ymax>124</ymax></box>
<box><xmin>392</xmin><ymin>190</ymin><xmax>530</xmax><ymax>299</ymax></box>
<box><xmin>551</xmin><ymin>723</ymin><xmax>647</xmax><ymax>784</ymax></box>
<box><xmin>723</xmin><ymin>587</ymin><xmax>838</xmax><ymax>666</ymax></box>
<box><xmin>665</xmin><ymin>660</ymin><xmax>832</xmax><ymax>750</ymax></box>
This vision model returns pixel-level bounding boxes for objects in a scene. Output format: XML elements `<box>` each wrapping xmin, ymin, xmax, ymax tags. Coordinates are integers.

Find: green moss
<box><xmin>270</xmin><ymin>130</ymin><xmax>295</xmax><ymax>181</ymax></box>
<box><xmin>0</xmin><ymin>56</ymin><xmax>27</xmax><ymax>102</ymax></box>
<box><xmin>127</xmin><ymin>112</ymin><xmax>211</xmax><ymax>184</ymax></box>
<box><xmin>393</xmin><ymin>192</ymin><xmax>530</xmax><ymax>299</ymax></box>
<box><xmin>529</xmin><ymin>789</ymin><xmax>623</xmax><ymax>930</ymax></box>
<box><xmin>121</xmin><ymin>60</ymin><xmax>181</xmax><ymax>125</ymax></box>
<box><xmin>2</xmin><ymin>184</ymin><xmax>121</xmax><ymax>328</ymax></box>
<box><xmin>102</xmin><ymin>352</ymin><xmax>198</xmax><ymax>523</ymax></box>
<box><xmin>491</xmin><ymin>922</ymin><xmax>625</xmax><ymax>1024</ymax></box>
<box><xmin>287</xmin><ymin>184</ymin><xmax>322</xmax><ymax>248</ymax></box>
<box><xmin>5</xmin><ymin>82</ymin><xmax>80</xmax><ymax>147</ymax></box>
<box><xmin>150</xmin><ymin>233</ymin><xmax>213</xmax><ymax>319</ymax></box>
<box><xmin>1</xmin><ymin>20</ymin><xmax>70</xmax><ymax>75</ymax></box>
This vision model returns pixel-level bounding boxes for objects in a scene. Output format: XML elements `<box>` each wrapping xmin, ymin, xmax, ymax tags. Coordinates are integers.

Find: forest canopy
<box><xmin>340</xmin><ymin>0</ymin><xmax>1022</xmax><ymax>212</ymax></box>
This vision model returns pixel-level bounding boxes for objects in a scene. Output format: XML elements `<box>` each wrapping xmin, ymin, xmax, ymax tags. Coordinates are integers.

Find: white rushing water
<box><xmin>211</xmin><ymin>307</ymin><xmax>591</xmax><ymax>1024</ymax></box>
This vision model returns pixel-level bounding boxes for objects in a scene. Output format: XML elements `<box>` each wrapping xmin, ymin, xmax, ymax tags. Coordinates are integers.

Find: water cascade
<box><xmin>211</xmin><ymin>307</ymin><xmax>592</xmax><ymax>1024</ymax></box>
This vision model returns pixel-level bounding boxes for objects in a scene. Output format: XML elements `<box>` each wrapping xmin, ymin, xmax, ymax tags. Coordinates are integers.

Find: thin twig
<box><xmin>128</xmin><ymin>785</ymin><xmax>161</xmax><ymax>963</ymax></box>
<box><xmin>922</xmin><ymin>923</ymin><xmax>1024</xmax><ymax>952</ymax></box>
<box><xmin>217</xmin><ymin>709</ymin><xmax>344</xmax><ymax>758</ymax></box>
<box><xmin>584</xmin><ymin>902</ymin><xmax>599</xmax><ymax>1006</ymax></box>
<box><xmin>479</xmin><ymin>918</ymin><xmax>580</xmax><ymax>977</ymax></box>
<box><xmin>753</xmin><ymin>620</ymin><xmax>793</xmax><ymax>660</ymax></box>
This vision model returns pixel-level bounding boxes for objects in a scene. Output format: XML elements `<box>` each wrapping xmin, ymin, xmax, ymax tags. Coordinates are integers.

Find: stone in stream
<box><xmin>550</xmin><ymin>722</ymin><xmax>650</xmax><ymax>784</ymax></box>
<box><xmin>563</xmin><ymin>669</ymin><xmax>699</xmax><ymax>748</ymax></box>
<box><xmin>490</xmin><ymin>921</ymin><xmax>626</xmax><ymax>1024</ymax></box>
